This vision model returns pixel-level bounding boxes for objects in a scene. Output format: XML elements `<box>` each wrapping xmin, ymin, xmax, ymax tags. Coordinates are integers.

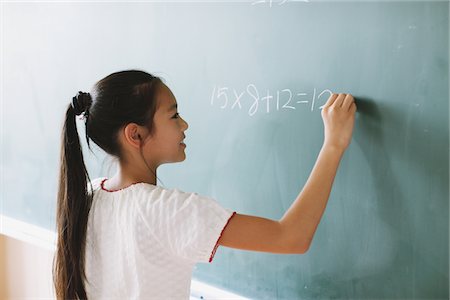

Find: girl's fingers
<box><xmin>323</xmin><ymin>93</ymin><xmax>338</xmax><ymax>108</ymax></box>
<box><xmin>342</xmin><ymin>94</ymin><xmax>355</xmax><ymax>110</ymax></box>
<box><xmin>333</xmin><ymin>93</ymin><xmax>346</xmax><ymax>107</ymax></box>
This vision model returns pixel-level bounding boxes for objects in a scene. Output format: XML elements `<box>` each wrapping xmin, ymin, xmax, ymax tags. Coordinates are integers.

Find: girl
<box><xmin>53</xmin><ymin>69</ymin><xmax>356</xmax><ymax>299</ymax></box>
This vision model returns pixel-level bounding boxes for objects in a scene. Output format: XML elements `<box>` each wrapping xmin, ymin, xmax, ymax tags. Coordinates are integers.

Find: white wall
<box><xmin>0</xmin><ymin>233</ymin><xmax>55</xmax><ymax>299</ymax></box>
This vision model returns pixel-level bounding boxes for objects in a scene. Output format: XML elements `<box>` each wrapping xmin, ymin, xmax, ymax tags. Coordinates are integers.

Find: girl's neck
<box><xmin>107</xmin><ymin>166</ymin><xmax>158</xmax><ymax>190</ymax></box>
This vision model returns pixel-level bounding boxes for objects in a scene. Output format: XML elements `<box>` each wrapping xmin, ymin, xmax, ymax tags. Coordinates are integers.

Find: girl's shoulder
<box><xmin>87</xmin><ymin>177</ymin><xmax>176</xmax><ymax>197</ymax></box>
<box><xmin>87</xmin><ymin>177</ymin><xmax>208</xmax><ymax>205</ymax></box>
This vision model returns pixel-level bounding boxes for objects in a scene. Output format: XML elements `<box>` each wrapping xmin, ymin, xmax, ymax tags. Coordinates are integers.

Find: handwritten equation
<box><xmin>252</xmin><ymin>0</ymin><xmax>309</xmax><ymax>7</ymax></box>
<box><xmin>210</xmin><ymin>84</ymin><xmax>332</xmax><ymax>117</ymax></box>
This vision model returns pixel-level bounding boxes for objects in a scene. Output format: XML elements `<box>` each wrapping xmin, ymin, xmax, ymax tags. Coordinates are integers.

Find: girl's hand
<box><xmin>321</xmin><ymin>93</ymin><xmax>356</xmax><ymax>151</ymax></box>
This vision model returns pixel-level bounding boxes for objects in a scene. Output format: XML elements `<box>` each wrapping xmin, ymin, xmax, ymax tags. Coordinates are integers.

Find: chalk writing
<box><xmin>251</xmin><ymin>0</ymin><xmax>309</xmax><ymax>7</ymax></box>
<box><xmin>210</xmin><ymin>84</ymin><xmax>332</xmax><ymax>117</ymax></box>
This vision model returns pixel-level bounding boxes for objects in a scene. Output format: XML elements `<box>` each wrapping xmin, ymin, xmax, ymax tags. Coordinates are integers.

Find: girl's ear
<box><xmin>132</xmin><ymin>133</ymin><xmax>143</xmax><ymax>147</ymax></box>
<box><xmin>123</xmin><ymin>123</ymin><xmax>144</xmax><ymax>148</ymax></box>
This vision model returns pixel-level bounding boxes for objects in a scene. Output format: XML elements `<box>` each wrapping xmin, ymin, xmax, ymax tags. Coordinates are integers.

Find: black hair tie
<box><xmin>71</xmin><ymin>91</ymin><xmax>92</xmax><ymax>116</ymax></box>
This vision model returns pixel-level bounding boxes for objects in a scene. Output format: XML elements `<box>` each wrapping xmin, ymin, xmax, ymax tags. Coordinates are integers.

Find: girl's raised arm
<box><xmin>218</xmin><ymin>94</ymin><xmax>356</xmax><ymax>254</ymax></box>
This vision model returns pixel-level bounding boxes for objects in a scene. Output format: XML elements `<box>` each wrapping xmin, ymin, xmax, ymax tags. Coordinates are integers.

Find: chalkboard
<box><xmin>2</xmin><ymin>1</ymin><xmax>448</xmax><ymax>299</ymax></box>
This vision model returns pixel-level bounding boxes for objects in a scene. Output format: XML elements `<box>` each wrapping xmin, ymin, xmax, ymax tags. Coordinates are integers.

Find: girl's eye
<box><xmin>173</xmin><ymin>112</ymin><xmax>179</xmax><ymax>119</ymax></box>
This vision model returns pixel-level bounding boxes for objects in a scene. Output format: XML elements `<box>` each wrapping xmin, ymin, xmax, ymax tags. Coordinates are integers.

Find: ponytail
<box><xmin>53</xmin><ymin>91</ymin><xmax>94</xmax><ymax>299</ymax></box>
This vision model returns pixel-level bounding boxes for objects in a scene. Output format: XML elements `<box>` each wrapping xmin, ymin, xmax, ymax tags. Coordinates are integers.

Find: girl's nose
<box><xmin>182</xmin><ymin>117</ymin><xmax>188</xmax><ymax>130</ymax></box>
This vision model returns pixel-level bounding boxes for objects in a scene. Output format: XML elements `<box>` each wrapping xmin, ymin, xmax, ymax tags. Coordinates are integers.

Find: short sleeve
<box><xmin>141</xmin><ymin>187</ymin><xmax>236</xmax><ymax>264</ymax></box>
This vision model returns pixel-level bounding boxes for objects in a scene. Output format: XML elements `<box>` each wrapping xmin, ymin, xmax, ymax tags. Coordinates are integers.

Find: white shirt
<box><xmin>84</xmin><ymin>177</ymin><xmax>236</xmax><ymax>299</ymax></box>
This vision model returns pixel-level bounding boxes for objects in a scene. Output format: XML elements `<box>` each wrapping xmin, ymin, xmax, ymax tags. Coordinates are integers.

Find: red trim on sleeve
<box><xmin>209</xmin><ymin>211</ymin><xmax>237</xmax><ymax>263</ymax></box>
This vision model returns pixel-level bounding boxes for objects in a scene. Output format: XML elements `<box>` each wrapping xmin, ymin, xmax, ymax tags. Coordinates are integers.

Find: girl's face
<box><xmin>144</xmin><ymin>83</ymin><xmax>189</xmax><ymax>165</ymax></box>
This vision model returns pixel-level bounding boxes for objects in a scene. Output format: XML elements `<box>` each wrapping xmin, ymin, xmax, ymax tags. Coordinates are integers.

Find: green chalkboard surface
<box><xmin>3</xmin><ymin>1</ymin><xmax>448</xmax><ymax>299</ymax></box>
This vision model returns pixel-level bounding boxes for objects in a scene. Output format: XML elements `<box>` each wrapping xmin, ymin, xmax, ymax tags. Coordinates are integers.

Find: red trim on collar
<box><xmin>100</xmin><ymin>178</ymin><xmax>144</xmax><ymax>193</ymax></box>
